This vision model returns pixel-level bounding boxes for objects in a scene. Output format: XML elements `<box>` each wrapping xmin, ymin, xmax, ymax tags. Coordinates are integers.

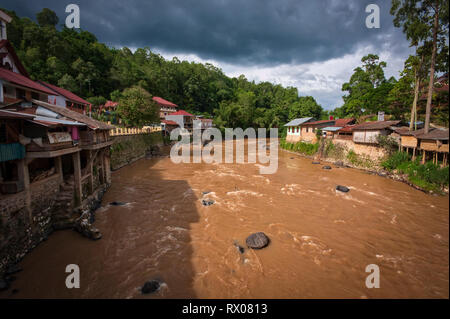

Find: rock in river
<box><xmin>336</xmin><ymin>185</ymin><xmax>350</xmax><ymax>193</ymax></box>
<box><xmin>322</xmin><ymin>165</ymin><xmax>332</xmax><ymax>170</ymax></box>
<box><xmin>312</xmin><ymin>161</ymin><xmax>321</xmax><ymax>164</ymax></box>
<box><xmin>141</xmin><ymin>280</ymin><xmax>161</xmax><ymax>294</ymax></box>
<box><xmin>202</xmin><ymin>199</ymin><xmax>215</xmax><ymax>206</ymax></box>
<box><xmin>109</xmin><ymin>201</ymin><xmax>126</xmax><ymax>206</ymax></box>
<box><xmin>246</xmin><ymin>232</ymin><xmax>270</xmax><ymax>249</ymax></box>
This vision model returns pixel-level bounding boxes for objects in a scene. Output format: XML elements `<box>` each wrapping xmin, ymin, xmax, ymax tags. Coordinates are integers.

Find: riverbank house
<box><xmin>153</xmin><ymin>96</ymin><xmax>177</xmax><ymax>120</ymax></box>
<box><xmin>284</xmin><ymin>117</ymin><xmax>315</xmax><ymax>143</ymax></box>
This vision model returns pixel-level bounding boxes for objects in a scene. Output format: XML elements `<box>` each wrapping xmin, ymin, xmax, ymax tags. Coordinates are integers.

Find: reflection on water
<box><xmin>2</xmin><ymin>140</ymin><xmax>448</xmax><ymax>298</ymax></box>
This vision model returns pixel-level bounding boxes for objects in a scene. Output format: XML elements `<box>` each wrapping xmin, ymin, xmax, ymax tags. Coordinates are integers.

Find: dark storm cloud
<box><xmin>1</xmin><ymin>0</ymin><xmax>409</xmax><ymax>66</ymax></box>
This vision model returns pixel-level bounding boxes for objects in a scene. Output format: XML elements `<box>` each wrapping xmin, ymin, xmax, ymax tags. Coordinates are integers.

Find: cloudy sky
<box><xmin>3</xmin><ymin>0</ymin><xmax>414</xmax><ymax>110</ymax></box>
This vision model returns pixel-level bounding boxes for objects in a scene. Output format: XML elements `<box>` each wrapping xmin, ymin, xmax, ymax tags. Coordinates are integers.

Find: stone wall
<box><xmin>0</xmin><ymin>174</ymin><xmax>60</xmax><ymax>276</ymax></box>
<box><xmin>332</xmin><ymin>139</ymin><xmax>387</xmax><ymax>160</ymax></box>
<box><xmin>110</xmin><ymin>132</ymin><xmax>163</xmax><ymax>170</ymax></box>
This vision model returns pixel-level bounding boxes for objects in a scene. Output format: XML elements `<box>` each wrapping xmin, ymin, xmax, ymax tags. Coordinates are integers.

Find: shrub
<box><xmin>381</xmin><ymin>151</ymin><xmax>411</xmax><ymax>171</ymax></box>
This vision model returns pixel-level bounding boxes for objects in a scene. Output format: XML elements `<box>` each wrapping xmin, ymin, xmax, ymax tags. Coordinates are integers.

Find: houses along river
<box><xmin>2</xmin><ymin>142</ymin><xmax>448</xmax><ymax>298</ymax></box>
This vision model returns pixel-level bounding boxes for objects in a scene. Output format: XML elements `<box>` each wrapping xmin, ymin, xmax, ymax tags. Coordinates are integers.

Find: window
<box><xmin>31</xmin><ymin>92</ymin><xmax>39</xmax><ymax>100</ymax></box>
<box><xmin>16</xmin><ymin>88</ymin><xmax>26</xmax><ymax>99</ymax></box>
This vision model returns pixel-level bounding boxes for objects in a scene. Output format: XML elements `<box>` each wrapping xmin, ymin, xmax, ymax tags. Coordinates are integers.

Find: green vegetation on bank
<box><xmin>280</xmin><ymin>138</ymin><xmax>449</xmax><ymax>193</ymax></box>
<box><xmin>382</xmin><ymin>152</ymin><xmax>449</xmax><ymax>192</ymax></box>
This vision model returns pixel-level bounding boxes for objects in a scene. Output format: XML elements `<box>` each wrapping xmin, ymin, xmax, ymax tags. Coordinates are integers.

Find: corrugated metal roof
<box><xmin>303</xmin><ymin>119</ymin><xmax>335</xmax><ymax>126</ymax></box>
<box><xmin>284</xmin><ymin>117</ymin><xmax>314</xmax><ymax>127</ymax></box>
<box><xmin>32</xmin><ymin>99</ymin><xmax>114</xmax><ymax>130</ymax></box>
<box><xmin>322</xmin><ymin>126</ymin><xmax>343</xmax><ymax>132</ymax></box>
<box><xmin>33</xmin><ymin>116</ymin><xmax>86</xmax><ymax>126</ymax></box>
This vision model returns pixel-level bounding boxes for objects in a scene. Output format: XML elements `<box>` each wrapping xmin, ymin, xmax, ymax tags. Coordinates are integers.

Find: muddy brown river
<box><xmin>1</xmin><ymin>140</ymin><xmax>449</xmax><ymax>298</ymax></box>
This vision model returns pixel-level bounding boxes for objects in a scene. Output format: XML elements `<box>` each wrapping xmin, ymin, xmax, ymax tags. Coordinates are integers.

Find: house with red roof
<box><xmin>165</xmin><ymin>109</ymin><xmax>195</xmax><ymax>133</ymax></box>
<box><xmin>38</xmin><ymin>81</ymin><xmax>91</xmax><ymax>115</ymax></box>
<box><xmin>152</xmin><ymin>96</ymin><xmax>177</xmax><ymax>119</ymax></box>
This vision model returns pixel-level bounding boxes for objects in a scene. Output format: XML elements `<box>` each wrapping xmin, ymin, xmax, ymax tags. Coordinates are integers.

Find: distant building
<box><xmin>38</xmin><ymin>81</ymin><xmax>91</xmax><ymax>114</ymax></box>
<box><xmin>165</xmin><ymin>110</ymin><xmax>195</xmax><ymax>133</ymax></box>
<box><xmin>284</xmin><ymin>117</ymin><xmax>315</xmax><ymax>143</ymax></box>
<box><xmin>351</xmin><ymin>120</ymin><xmax>401</xmax><ymax>144</ymax></box>
<box><xmin>152</xmin><ymin>96</ymin><xmax>177</xmax><ymax>120</ymax></box>
<box><xmin>300</xmin><ymin>119</ymin><xmax>336</xmax><ymax>143</ymax></box>
<box><xmin>321</xmin><ymin>118</ymin><xmax>355</xmax><ymax>139</ymax></box>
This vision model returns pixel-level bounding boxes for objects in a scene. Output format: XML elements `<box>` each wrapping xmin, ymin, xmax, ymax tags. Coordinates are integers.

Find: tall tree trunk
<box><xmin>424</xmin><ymin>6</ymin><xmax>439</xmax><ymax>134</ymax></box>
<box><xmin>410</xmin><ymin>70</ymin><xmax>420</xmax><ymax>131</ymax></box>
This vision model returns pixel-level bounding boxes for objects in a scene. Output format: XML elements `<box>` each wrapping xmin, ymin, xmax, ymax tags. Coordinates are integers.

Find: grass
<box><xmin>382</xmin><ymin>151</ymin><xmax>449</xmax><ymax>192</ymax></box>
<box><xmin>280</xmin><ymin>139</ymin><xmax>319</xmax><ymax>156</ymax></box>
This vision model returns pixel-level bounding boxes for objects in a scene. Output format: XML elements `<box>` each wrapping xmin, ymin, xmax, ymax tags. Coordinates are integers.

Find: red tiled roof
<box><xmin>104</xmin><ymin>100</ymin><xmax>118</xmax><ymax>107</ymax></box>
<box><xmin>0</xmin><ymin>40</ymin><xmax>29</xmax><ymax>77</ymax></box>
<box><xmin>337</xmin><ymin>125</ymin><xmax>356</xmax><ymax>133</ymax></box>
<box><xmin>38</xmin><ymin>81</ymin><xmax>90</xmax><ymax>105</ymax></box>
<box><xmin>169</xmin><ymin>110</ymin><xmax>194</xmax><ymax>116</ymax></box>
<box><xmin>303</xmin><ymin>119</ymin><xmax>335</xmax><ymax>126</ymax></box>
<box><xmin>162</xmin><ymin>119</ymin><xmax>178</xmax><ymax>126</ymax></box>
<box><xmin>152</xmin><ymin>96</ymin><xmax>178</xmax><ymax>108</ymax></box>
<box><xmin>352</xmin><ymin>120</ymin><xmax>401</xmax><ymax>130</ymax></box>
<box><xmin>0</xmin><ymin>68</ymin><xmax>54</xmax><ymax>95</ymax></box>
<box><xmin>334</xmin><ymin>118</ymin><xmax>354</xmax><ymax>127</ymax></box>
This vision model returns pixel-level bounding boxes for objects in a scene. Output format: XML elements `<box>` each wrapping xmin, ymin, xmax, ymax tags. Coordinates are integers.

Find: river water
<box><xmin>2</xmin><ymin>140</ymin><xmax>449</xmax><ymax>298</ymax></box>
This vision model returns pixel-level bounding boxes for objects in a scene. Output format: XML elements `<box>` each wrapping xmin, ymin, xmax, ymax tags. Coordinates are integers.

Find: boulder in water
<box><xmin>109</xmin><ymin>201</ymin><xmax>126</xmax><ymax>206</ymax></box>
<box><xmin>141</xmin><ymin>280</ymin><xmax>161</xmax><ymax>294</ymax></box>
<box><xmin>312</xmin><ymin>161</ymin><xmax>321</xmax><ymax>164</ymax></box>
<box><xmin>322</xmin><ymin>165</ymin><xmax>332</xmax><ymax>170</ymax></box>
<box><xmin>336</xmin><ymin>185</ymin><xmax>350</xmax><ymax>193</ymax></box>
<box><xmin>202</xmin><ymin>191</ymin><xmax>211</xmax><ymax>195</ymax></box>
<box><xmin>202</xmin><ymin>199</ymin><xmax>215</xmax><ymax>206</ymax></box>
<box><xmin>246</xmin><ymin>232</ymin><xmax>270</xmax><ymax>249</ymax></box>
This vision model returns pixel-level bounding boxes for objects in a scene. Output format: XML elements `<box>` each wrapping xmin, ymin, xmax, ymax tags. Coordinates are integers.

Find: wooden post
<box><xmin>412</xmin><ymin>148</ymin><xmax>416</xmax><ymax>161</ymax></box>
<box><xmin>87</xmin><ymin>150</ymin><xmax>94</xmax><ymax>194</ymax></box>
<box><xmin>18</xmin><ymin>159</ymin><xmax>32</xmax><ymax>224</ymax></box>
<box><xmin>54</xmin><ymin>156</ymin><xmax>63</xmax><ymax>185</ymax></box>
<box><xmin>422</xmin><ymin>150</ymin><xmax>426</xmax><ymax>164</ymax></box>
<box><xmin>103</xmin><ymin>149</ymin><xmax>111</xmax><ymax>185</ymax></box>
<box><xmin>72</xmin><ymin>151</ymin><xmax>82</xmax><ymax>206</ymax></box>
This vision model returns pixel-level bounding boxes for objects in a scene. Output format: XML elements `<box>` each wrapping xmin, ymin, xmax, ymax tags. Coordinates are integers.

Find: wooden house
<box><xmin>416</xmin><ymin>129</ymin><xmax>449</xmax><ymax>165</ymax></box>
<box><xmin>38</xmin><ymin>81</ymin><xmax>91</xmax><ymax>114</ymax></box>
<box><xmin>351</xmin><ymin>121</ymin><xmax>401</xmax><ymax>144</ymax></box>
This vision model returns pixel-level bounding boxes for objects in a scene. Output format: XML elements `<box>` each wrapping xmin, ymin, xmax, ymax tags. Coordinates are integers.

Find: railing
<box><xmin>109</xmin><ymin>126</ymin><xmax>162</xmax><ymax>136</ymax></box>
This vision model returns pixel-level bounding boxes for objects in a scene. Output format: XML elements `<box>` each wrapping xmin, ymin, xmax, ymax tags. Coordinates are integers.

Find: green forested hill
<box><xmin>2</xmin><ymin>7</ymin><xmax>324</xmax><ymax>129</ymax></box>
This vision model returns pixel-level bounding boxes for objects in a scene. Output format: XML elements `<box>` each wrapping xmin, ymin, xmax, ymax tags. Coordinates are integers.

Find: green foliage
<box><xmin>381</xmin><ymin>151</ymin><xmax>411</xmax><ymax>170</ymax></box>
<box><xmin>280</xmin><ymin>139</ymin><xmax>319</xmax><ymax>156</ymax></box>
<box><xmin>340</xmin><ymin>54</ymin><xmax>394</xmax><ymax>118</ymax></box>
<box><xmin>36</xmin><ymin>8</ymin><xmax>58</xmax><ymax>27</ymax></box>
<box><xmin>117</xmin><ymin>86</ymin><xmax>159</xmax><ymax>127</ymax></box>
<box><xmin>322</xmin><ymin>140</ymin><xmax>346</xmax><ymax>159</ymax></box>
<box><xmin>376</xmin><ymin>134</ymin><xmax>399</xmax><ymax>155</ymax></box>
<box><xmin>382</xmin><ymin>151</ymin><xmax>449</xmax><ymax>192</ymax></box>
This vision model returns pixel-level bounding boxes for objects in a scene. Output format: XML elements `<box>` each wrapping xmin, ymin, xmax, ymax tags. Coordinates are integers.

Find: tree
<box><xmin>36</xmin><ymin>8</ymin><xmax>59</xmax><ymax>27</ymax></box>
<box><xmin>391</xmin><ymin>0</ymin><xmax>449</xmax><ymax>133</ymax></box>
<box><xmin>341</xmin><ymin>54</ymin><xmax>389</xmax><ymax>117</ymax></box>
<box><xmin>117</xmin><ymin>86</ymin><xmax>159</xmax><ymax>127</ymax></box>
